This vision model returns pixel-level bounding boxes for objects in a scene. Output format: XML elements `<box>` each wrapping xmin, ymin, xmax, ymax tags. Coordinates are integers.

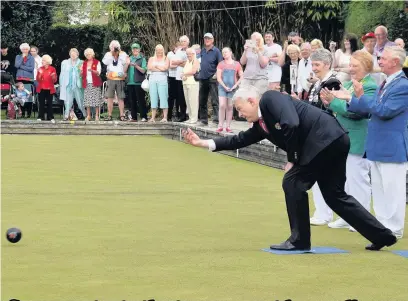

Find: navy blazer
<box><xmin>213</xmin><ymin>91</ymin><xmax>346</xmax><ymax>165</ymax></box>
<box><xmin>348</xmin><ymin>72</ymin><xmax>408</xmax><ymax>163</ymax></box>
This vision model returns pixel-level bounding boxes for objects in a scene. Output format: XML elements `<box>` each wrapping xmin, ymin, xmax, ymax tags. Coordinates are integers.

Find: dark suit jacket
<box><xmin>214</xmin><ymin>90</ymin><xmax>347</xmax><ymax>165</ymax></box>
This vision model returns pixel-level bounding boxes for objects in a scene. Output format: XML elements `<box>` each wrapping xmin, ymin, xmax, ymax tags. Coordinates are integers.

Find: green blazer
<box><xmin>329</xmin><ymin>75</ymin><xmax>377</xmax><ymax>155</ymax></box>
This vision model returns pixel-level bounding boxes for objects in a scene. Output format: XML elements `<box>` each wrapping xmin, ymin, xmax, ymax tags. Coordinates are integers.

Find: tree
<box><xmin>1</xmin><ymin>1</ymin><xmax>54</xmax><ymax>56</ymax></box>
<box><xmin>345</xmin><ymin>0</ymin><xmax>407</xmax><ymax>43</ymax></box>
<box><xmin>101</xmin><ymin>0</ymin><xmax>347</xmax><ymax>61</ymax></box>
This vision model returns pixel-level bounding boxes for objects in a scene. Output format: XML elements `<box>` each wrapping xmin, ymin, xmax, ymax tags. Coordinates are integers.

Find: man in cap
<box><xmin>197</xmin><ymin>33</ymin><xmax>223</xmax><ymax>126</ymax></box>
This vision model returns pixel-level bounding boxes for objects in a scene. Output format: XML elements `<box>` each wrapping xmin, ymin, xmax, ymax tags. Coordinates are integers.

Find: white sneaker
<box><xmin>141</xmin><ymin>118</ymin><xmax>147</xmax><ymax>122</ymax></box>
<box><xmin>50</xmin><ymin>119</ymin><xmax>55</xmax><ymax>124</ymax></box>
<box><xmin>349</xmin><ymin>227</ymin><xmax>356</xmax><ymax>232</ymax></box>
<box><xmin>310</xmin><ymin>217</ymin><xmax>330</xmax><ymax>226</ymax></box>
<box><xmin>37</xmin><ymin>119</ymin><xmax>41</xmax><ymax>121</ymax></box>
<box><xmin>328</xmin><ymin>218</ymin><xmax>349</xmax><ymax>229</ymax></box>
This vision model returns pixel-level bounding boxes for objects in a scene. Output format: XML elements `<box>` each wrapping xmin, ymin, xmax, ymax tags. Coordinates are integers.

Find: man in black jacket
<box><xmin>183</xmin><ymin>86</ymin><xmax>397</xmax><ymax>251</ymax></box>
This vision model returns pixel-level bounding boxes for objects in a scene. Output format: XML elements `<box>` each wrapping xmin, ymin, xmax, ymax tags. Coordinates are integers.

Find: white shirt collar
<box><xmin>386</xmin><ymin>70</ymin><xmax>403</xmax><ymax>84</ymax></box>
<box><xmin>258</xmin><ymin>106</ymin><xmax>262</xmax><ymax>118</ymax></box>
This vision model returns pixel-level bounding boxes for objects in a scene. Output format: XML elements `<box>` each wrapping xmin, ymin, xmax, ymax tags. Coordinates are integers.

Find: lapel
<box><xmin>379</xmin><ymin>73</ymin><xmax>406</xmax><ymax>102</ymax></box>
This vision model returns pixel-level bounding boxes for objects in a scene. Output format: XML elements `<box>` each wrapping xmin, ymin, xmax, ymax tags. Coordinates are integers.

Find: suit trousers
<box><xmin>175</xmin><ymin>79</ymin><xmax>187</xmax><ymax>121</ymax></box>
<box><xmin>183</xmin><ymin>83</ymin><xmax>199</xmax><ymax>123</ymax></box>
<box><xmin>282</xmin><ymin>134</ymin><xmax>394</xmax><ymax>247</ymax></box>
<box><xmin>370</xmin><ymin>161</ymin><xmax>407</xmax><ymax>238</ymax></box>
<box><xmin>198</xmin><ymin>79</ymin><xmax>219</xmax><ymax>124</ymax></box>
<box><xmin>168</xmin><ymin>76</ymin><xmax>178</xmax><ymax>120</ymax></box>
<box><xmin>311</xmin><ymin>154</ymin><xmax>372</xmax><ymax>222</ymax></box>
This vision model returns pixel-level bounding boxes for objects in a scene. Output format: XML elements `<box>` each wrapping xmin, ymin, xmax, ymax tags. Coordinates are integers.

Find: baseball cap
<box><xmin>361</xmin><ymin>32</ymin><xmax>376</xmax><ymax>42</ymax></box>
<box><xmin>131</xmin><ymin>43</ymin><xmax>141</xmax><ymax>49</ymax></box>
<box><xmin>288</xmin><ymin>31</ymin><xmax>299</xmax><ymax>37</ymax></box>
<box><xmin>204</xmin><ymin>33</ymin><xmax>214</xmax><ymax>39</ymax></box>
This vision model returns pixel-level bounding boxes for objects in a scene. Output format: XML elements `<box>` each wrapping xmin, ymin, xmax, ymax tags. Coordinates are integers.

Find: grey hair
<box><xmin>109</xmin><ymin>40</ymin><xmax>121</xmax><ymax>51</ymax></box>
<box><xmin>384</xmin><ymin>46</ymin><xmax>406</xmax><ymax>66</ymax></box>
<box><xmin>232</xmin><ymin>85</ymin><xmax>260</xmax><ymax>104</ymax></box>
<box><xmin>310</xmin><ymin>48</ymin><xmax>333</xmax><ymax>66</ymax></box>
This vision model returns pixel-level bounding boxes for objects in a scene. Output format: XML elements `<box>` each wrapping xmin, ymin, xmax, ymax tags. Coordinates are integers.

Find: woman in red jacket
<box><xmin>82</xmin><ymin>48</ymin><xmax>103</xmax><ymax>121</ymax></box>
<box><xmin>36</xmin><ymin>54</ymin><xmax>57</xmax><ymax>122</ymax></box>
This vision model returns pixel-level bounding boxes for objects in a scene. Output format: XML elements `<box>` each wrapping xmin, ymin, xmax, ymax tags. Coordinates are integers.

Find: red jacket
<box><xmin>82</xmin><ymin>59</ymin><xmax>102</xmax><ymax>88</ymax></box>
<box><xmin>36</xmin><ymin>66</ymin><xmax>57</xmax><ymax>94</ymax></box>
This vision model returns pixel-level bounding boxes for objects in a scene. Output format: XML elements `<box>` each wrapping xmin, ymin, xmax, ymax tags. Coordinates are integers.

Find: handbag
<box><xmin>193</xmin><ymin>72</ymin><xmax>200</xmax><ymax>82</ymax></box>
<box><xmin>141</xmin><ymin>76</ymin><xmax>149</xmax><ymax>92</ymax></box>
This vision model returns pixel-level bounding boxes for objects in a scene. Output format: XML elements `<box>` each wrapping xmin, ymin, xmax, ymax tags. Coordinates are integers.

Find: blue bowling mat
<box><xmin>391</xmin><ymin>250</ymin><xmax>408</xmax><ymax>258</ymax></box>
<box><xmin>262</xmin><ymin>246</ymin><xmax>349</xmax><ymax>255</ymax></box>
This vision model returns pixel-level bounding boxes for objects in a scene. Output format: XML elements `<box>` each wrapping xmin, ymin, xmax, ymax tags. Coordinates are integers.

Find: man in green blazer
<box><xmin>320</xmin><ymin>50</ymin><xmax>378</xmax><ymax>230</ymax></box>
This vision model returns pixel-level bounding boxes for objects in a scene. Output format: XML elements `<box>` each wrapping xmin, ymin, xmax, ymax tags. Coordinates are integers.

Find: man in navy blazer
<box><xmin>329</xmin><ymin>46</ymin><xmax>408</xmax><ymax>239</ymax></box>
<box><xmin>183</xmin><ymin>86</ymin><xmax>397</xmax><ymax>251</ymax></box>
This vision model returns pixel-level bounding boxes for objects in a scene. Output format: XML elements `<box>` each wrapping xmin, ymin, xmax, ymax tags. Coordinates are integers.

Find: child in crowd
<box><xmin>11</xmin><ymin>82</ymin><xmax>32</xmax><ymax>117</ymax></box>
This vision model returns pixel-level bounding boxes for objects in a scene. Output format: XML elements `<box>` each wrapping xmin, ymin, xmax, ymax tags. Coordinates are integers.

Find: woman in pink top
<box><xmin>216</xmin><ymin>47</ymin><xmax>243</xmax><ymax>133</ymax></box>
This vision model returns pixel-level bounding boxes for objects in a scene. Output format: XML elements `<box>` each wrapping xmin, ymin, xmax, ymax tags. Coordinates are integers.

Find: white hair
<box><xmin>232</xmin><ymin>85</ymin><xmax>260</xmax><ymax>104</ymax></box>
<box><xmin>179</xmin><ymin>35</ymin><xmax>190</xmax><ymax>45</ymax></box>
<box><xmin>84</xmin><ymin>48</ymin><xmax>95</xmax><ymax>57</ymax></box>
<box><xmin>109</xmin><ymin>40</ymin><xmax>121</xmax><ymax>51</ymax></box>
<box><xmin>375</xmin><ymin>25</ymin><xmax>388</xmax><ymax>36</ymax></box>
<box><xmin>384</xmin><ymin>46</ymin><xmax>406</xmax><ymax>66</ymax></box>
<box><xmin>42</xmin><ymin>54</ymin><xmax>52</xmax><ymax>65</ymax></box>
<box><xmin>20</xmin><ymin>43</ymin><xmax>30</xmax><ymax>51</ymax></box>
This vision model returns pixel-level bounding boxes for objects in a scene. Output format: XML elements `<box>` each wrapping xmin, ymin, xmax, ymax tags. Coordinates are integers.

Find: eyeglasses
<box><xmin>288</xmin><ymin>52</ymin><xmax>298</xmax><ymax>55</ymax></box>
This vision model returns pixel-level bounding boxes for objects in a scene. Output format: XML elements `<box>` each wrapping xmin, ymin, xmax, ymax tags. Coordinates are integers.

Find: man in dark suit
<box><xmin>183</xmin><ymin>86</ymin><xmax>397</xmax><ymax>251</ymax></box>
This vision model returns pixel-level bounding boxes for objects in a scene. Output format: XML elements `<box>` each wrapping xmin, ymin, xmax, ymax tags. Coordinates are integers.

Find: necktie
<box><xmin>378</xmin><ymin>79</ymin><xmax>387</xmax><ymax>95</ymax></box>
<box><xmin>259</xmin><ymin>117</ymin><xmax>269</xmax><ymax>134</ymax></box>
<box><xmin>304</xmin><ymin>59</ymin><xmax>308</xmax><ymax>67</ymax></box>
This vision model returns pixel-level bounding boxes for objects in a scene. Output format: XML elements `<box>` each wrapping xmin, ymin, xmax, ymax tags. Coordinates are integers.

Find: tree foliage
<box><xmin>42</xmin><ymin>24</ymin><xmax>107</xmax><ymax>74</ymax></box>
<box><xmin>102</xmin><ymin>0</ymin><xmax>347</xmax><ymax>60</ymax></box>
<box><xmin>1</xmin><ymin>0</ymin><xmax>53</xmax><ymax>57</ymax></box>
<box><xmin>345</xmin><ymin>0</ymin><xmax>407</xmax><ymax>44</ymax></box>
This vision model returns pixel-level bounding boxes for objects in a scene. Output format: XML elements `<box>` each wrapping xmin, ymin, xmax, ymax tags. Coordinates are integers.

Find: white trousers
<box><xmin>183</xmin><ymin>83</ymin><xmax>199</xmax><ymax>123</ymax></box>
<box><xmin>370</xmin><ymin>161</ymin><xmax>407</xmax><ymax>237</ymax></box>
<box><xmin>311</xmin><ymin>154</ymin><xmax>372</xmax><ymax>221</ymax></box>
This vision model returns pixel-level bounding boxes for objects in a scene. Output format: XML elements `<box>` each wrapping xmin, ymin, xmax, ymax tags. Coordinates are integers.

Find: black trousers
<box><xmin>175</xmin><ymin>79</ymin><xmax>187</xmax><ymax>121</ymax></box>
<box><xmin>128</xmin><ymin>85</ymin><xmax>147</xmax><ymax>120</ymax></box>
<box><xmin>282</xmin><ymin>134</ymin><xmax>395</xmax><ymax>248</ymax></box>
<box><xmin>168</xmin><ymin>77</ymin><xmax>178</xmax><ymax>120</ymax></box>
<box><xmin>198</xmin><ymin>79</ymin><xmax>219</xmax><ymax>124</ymax></box>
<box><xmin>38</xmin><ymin>90</ymin><xmax>54</xmax><ymax>120</ymax></box>
<box><xmin>21</xmin><ymin>102</ymin><xmax>32</xmax><ymax>117</ymax></box>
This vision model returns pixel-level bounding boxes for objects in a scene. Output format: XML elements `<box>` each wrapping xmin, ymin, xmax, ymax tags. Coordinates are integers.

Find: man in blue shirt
<box><xmin>198</xmin><ymin>33</ymin><xmax>223</xmax><ymax>125</ymax></box>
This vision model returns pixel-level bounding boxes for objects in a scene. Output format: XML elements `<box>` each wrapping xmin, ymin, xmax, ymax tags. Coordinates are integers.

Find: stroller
<box><xmin>16</xmin><ymin>79</ymin><xmax>36</xmax><ymax>118</ymax></box>
<box><xmin>1</xmin><ymin>71</ymin><xmax>17</xmax><ymax>119</ymax></box>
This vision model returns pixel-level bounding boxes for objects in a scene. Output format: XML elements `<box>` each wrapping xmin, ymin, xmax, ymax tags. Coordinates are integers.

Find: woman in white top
<box><xmin>30</xmin><ymin>46</ymin><xmax>42</xmax><ymax>82</ymax></box>
<box><xmin>331</xmin><ymin>33</ymin><xmax>358</xmax><ymax>84</ymax></box>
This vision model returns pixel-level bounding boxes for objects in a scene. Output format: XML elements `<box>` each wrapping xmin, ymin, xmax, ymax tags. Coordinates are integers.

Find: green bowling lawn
<box><xmin>2</xmin><ymin>135</ymin><xmax>408</xmax><ymax>301</ymax></box>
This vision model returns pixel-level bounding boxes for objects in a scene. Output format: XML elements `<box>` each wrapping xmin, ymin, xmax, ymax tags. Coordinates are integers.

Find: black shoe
<box><xmin>365</xmin><ymin>235</ymin><xmax>397</xmax><ymax>251</ymax></box>
<box><xmin>270</xmin><ymin>240</ymin><xmax>311</xmax><ymax>251</ymax></box>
